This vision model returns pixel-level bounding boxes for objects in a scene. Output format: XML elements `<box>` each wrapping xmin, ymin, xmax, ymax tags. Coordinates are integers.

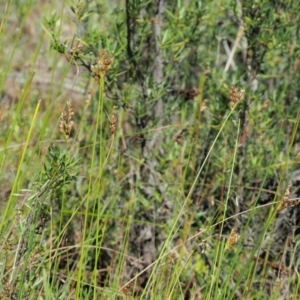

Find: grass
<box><xmin>0</xmin><ymin>0</ymin><xmax>300</xmax><ymax>299</ymax></box>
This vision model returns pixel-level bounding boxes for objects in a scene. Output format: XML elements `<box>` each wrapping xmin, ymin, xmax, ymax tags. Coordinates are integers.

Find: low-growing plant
<box><xmin>0</xmin><ymin>0</ymin><xmax>300</xmax><ymax>299</ymax></box>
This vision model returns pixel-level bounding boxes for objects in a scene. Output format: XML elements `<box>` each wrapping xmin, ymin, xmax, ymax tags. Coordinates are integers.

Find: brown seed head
<box><xmin>91</xmin><ymin>49</ymin><xmax>113</xmax><ymax>80</ymax></box>
<box><xmin>59</xmin><ymin>101</ymin><xmax>74</xmax><ymax>141</ymax></box>
<box><xmin>109</xmin><ymin>106</ymin><xmax>118</xmax><ymax>136</ymax></box>
<box><xmin>277</xmin><ymin>184</ymin><xmax>300</xmax><ymax>212</ymax></box>
<box><xmin>225</xmin><ymin>228</ymin><xmax>240</xmax><ymax>251</ymax></box>
<box><xmin>228</xmin><ymin>85</ymin><xmax>245</xmax><ymax>109</ymax></box>
<box><xmin>179</xmin><ymin>87</ymin><xmax>200</xmax><ymax>100</ymax></box>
